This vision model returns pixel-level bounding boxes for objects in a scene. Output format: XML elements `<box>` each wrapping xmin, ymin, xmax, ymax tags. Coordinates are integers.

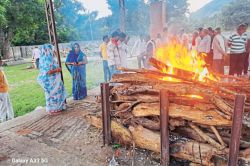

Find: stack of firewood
<box><xmin>87</xmin><ymin>58</ymin><xmax>250</xmax><ymax>165</ymax></box>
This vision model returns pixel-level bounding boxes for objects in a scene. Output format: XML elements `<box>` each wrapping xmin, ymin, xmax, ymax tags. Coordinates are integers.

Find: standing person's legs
<box><xmin>237</xmin><ymin>53</ymin><xmax>246</xmax><ymax>75</ymax></box>
<box><xmin>212</xmin><ymin>59</ymin><xmax>224</xmax><ymax>74</ymax></box>
<box><xmin>36</xmin><ymin>58</ymin><xmax>39</xmax><ymax>69</ymax></box>
<box><xmin>109</xmin><ymin>65</ymin><xmax>115</xmax><ymax>78</ymax></box>
<box><xmin>229</xmin><ymin>54</ymin><xmax>238</xmax><ymax>75</ymax></box>
<box><xmin>244</xmin><ymin>52</ymin><xmax>249</xmax><ymax>75</ymax></box>
<box><xmin>107</xmin><ymin>63</ymin><xmax>111</xmax><ymax>81</ymax></box>
<box><xmin>6</xmin><ymin>93</ymin><xmax>14</xmax><ymax>120</ymax></box>
<box><xmin>0</xmin><ymin>93</ymin><xmax>13</xmax><ymax>122</ymax></box>
<box><xmin>0</xmin><ymin>93</ymin><xmax>7</xmax><ymax>122</ymax></box>
<box><xmin>137</xmin><ymin>55</ymin><xmax>142</xmax><ymax>69</ymax></box>
<box><xmin>103</xmin><ymin>60</ymin><xmax>108</xmax><ymax>82</ymax></box>
<box><xmin>208</xmin><ymin>51</ymin><xmax>213</xmax><ymax>68</ymax></box>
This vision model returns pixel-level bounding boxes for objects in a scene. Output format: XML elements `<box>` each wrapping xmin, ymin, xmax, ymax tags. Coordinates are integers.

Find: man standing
<box><xmin>118</xmin><ymin>32</ymin><xmax>128</xmax><ymax>68</ymax></box>
<box><xmin>228</xmin><ymin>24</ymin><xmax>248</xmax><ymax>76</ymax></box>
<box><xmin>197</xmin><ymin>29</ymin><xmax>211</xmax><ymax>67</ymax></box>
<box><xmin>99</xmin><ymin>35</ymin><xmax>111</xmax><ymax>82</ymax></box>
<box><xmin>107</xmin><ymin>31</ymin><xmax>121</xmax><ymax>77</ymax></box>
<box><xmin>131</xmin><ymin>35</ymin><xmax>146</xmax><ymax>69</ymax></box>
<box><xmin>145</xmin><ymin>35</ymin><xmax>156</xmax><ymax>69</ymax></box>
<box><xmin>212</xmin><ymin>27</ymin><xmax>227</xmax><ymax>74</ymax></box>
<box><xmin>0</xmin><ymin>58</ymin><xmax>14</xmax><ymax>123</ymax></box>
<box><xmin>32</xmin><ymin>46</ymin><xmax>40</xmax><ymax>69</ymax></box>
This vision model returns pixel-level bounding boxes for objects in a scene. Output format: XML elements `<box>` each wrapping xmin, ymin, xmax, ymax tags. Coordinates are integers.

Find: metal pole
<box><xmin>119</xmin><ymin>0</ymin><xmax>125</xmax><ymax>32</ymax></box>
<box><xmin>45</xmin><ymin>0</ymin><xmax>64</xmax><ymax>83</ymax></box>
<box><xmin>88</xmin><ymin>12</ymin><xmax>94</xmax><ymax>41</ymax></box>
<box><xmin>228</xmin><ymin>94</ymin><xmax>246</xmax><ymax>166</ymax></box>
<box><xmin>101</xmin><ymin>83</ymin><xmax>112</xmax><ymax>145</ymax></box>
<box><xmin>160</xmin><ymin>89</ymin><xmax>170</xmax><ymax>166</ymax></box>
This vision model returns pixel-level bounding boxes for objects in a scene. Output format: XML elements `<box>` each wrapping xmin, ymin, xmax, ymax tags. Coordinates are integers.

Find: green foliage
<box><xmin>220</xmin><ymin>0</ymin><xmax>250</xmax><ymax>30</ymax></box>
<box><xmin>166</xmin><ymin>0</ymin><xmax>189</xmax><ymax>22</ymax></box>
<box><xmin>191</xmin><ymin>0</ymin><xmax>234</xmax><ymax>20</ymax></box>
<box><xmin>106</xmin><ymin>0</ymin><xmax>149</xmax><ymax>35</ymax></box>
<box><xmin>0</xmin><ymin>0</ymin><xmax>9</xmax><ymax>27</ymax></box>
<box><xmin>6</xmin><ymin>0</ymin><xmax>48</xmax><ymax>45</ymax></box>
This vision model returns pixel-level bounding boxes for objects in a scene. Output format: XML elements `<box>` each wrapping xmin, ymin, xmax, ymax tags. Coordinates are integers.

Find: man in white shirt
<box><xmin>32</xmin><ymin>46</ymin><xmax>40</xmax><ymax>69</ymax></box>
<box><xmin>197</xmin><ymin>29</ymin><xmax>212</xmax><ymax>67</ymax></box>
<box><xmin>212</xmin><ymin>27</ymin><xmax>227</xmax><ymax>74</ymax></box>
<box><xmin>118</xmin><ymin>32</ymin><xmax>128</xmax><ymax>68</ymax></box>
<box><xmin>107</xmin><ymin>31</ymin><xmax>121</xmax><ymax>77</ymax></box>
<box><xmin>131</xmin><ymin>35</ymin><xmax>146</xmax><ymax>69</ymax></box>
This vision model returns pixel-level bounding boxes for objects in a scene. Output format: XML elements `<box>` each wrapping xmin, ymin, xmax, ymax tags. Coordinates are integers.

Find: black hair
<box><xmin>215</xmin><ymin>27</ymin><xmax>221</xmax><ymax>31</ymax></box>
<box><xmin>111</xmin><ymin>31</ymin><xmax>120</xmax><ymax>38</ymax></box>
<box><xmin>198</xmin><ymin>27</ymin><xmax>203</xmax><ymax>32</ymax></box>
<box><xmin>208</xmin><ymin>27</ymin><xmax>213</xmax><ymax>31</ymax></box>
<box><xmin>103</xmin><ymin>35</ymin><xmax>109</xmax><ymax>41</ymax></box>
<box><xmin>119</xmin><ymin>32</ymin><xmax>126</xmax><ymax>39</ymax></box>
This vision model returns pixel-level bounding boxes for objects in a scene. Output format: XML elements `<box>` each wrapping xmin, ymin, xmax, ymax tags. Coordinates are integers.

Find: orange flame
<box><xmin>181</xmin><ymin>94</ymin><xmax>204</xmax><ymax>99</ymax></box>
<box><xmin>154</xmin><ymin>40</ymin><xmax>219</xmax><ymax>82</ymax></box>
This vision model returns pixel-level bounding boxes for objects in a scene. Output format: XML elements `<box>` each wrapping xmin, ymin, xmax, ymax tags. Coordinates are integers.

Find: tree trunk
<box><xmin>2</xmin><ymin>31</ymin><xmax>12</xmax><ymax>59</ymax></box>
<box><xmin>132</xmin><ymin>103</ymin><xmax>232</xmax><ymax>126</ymax></box>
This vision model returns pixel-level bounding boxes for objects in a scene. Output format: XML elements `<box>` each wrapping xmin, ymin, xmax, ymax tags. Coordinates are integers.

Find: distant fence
<box><xmin>8</xmin><ymin>38</ymin><xmax>137</xmax><ymax>61</ymax></box>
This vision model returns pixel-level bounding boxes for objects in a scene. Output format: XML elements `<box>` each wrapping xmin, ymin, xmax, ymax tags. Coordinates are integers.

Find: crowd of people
<box><xmin>99</xmin><ymin>30</ymin><xmax>157</xmax><ymax>82</ymax></box>
<box><xmin>1</xmin><ymin>23</ymin><xmax>250</xmax><ymax>120</ymax></box>
<box><xmin>99</xmin><ymin>24</ymin><xmax>250</xmax><ymax>82</ymax></box>
<box><xmin>191</xmin><ymin>23</ymin><xmax>250</xmax><ymax>76</ymax></box>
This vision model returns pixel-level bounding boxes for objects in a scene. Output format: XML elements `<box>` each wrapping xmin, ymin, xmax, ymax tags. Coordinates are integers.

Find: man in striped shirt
<box><xmin>228</xmin><ymin>24</ymin><xmax>248</xmax><ymax>76</ymax></box>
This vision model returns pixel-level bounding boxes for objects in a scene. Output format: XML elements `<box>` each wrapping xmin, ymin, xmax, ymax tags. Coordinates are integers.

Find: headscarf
<box><xmin>66</xmin><ymin>43</ymin><xmax>84</xmax><ymax>63</ymax></box>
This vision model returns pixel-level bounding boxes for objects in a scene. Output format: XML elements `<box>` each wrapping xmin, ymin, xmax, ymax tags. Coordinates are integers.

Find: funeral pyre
<box><xmin>87</xmin><ymin>42</ymin><xmax>250</xmax><ymax>165</ymax></box>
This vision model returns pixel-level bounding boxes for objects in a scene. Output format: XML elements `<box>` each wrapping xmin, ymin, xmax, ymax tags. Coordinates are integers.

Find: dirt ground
<box><xmin>0</xmin><ymin>88</ymin><xmax>162</xmax><ymax>166</ymax></box>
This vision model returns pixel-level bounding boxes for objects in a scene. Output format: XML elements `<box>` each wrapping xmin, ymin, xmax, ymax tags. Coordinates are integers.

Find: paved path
<box><xmin>0</xmin><ymin>87</ymin><xmax>112</xmax><ymax>166</ymax></box>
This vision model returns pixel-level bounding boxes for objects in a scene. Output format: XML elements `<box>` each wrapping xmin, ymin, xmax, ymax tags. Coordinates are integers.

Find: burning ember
<box><xmin>181</xmin><ymin>94</ymin><xmax>204</xmax><ymax>99</ymax></box>
<box><xmin>154</xmin><ymin>40</ymin><xmax>219</xmax><ymax>82</ymax></box>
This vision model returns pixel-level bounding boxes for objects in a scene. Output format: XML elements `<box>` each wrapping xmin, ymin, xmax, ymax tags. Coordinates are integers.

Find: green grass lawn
<box><xmin>5</xmin><ymin>61</ymin><xmax>104</xmax><ymax>117</ymax></box>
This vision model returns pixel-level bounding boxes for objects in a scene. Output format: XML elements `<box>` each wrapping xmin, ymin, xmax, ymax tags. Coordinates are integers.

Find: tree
<box><xmin>220</xmin><ymin>0</ymin><xmax>250</xmax><ymax>30</ymax></box>
<box><xmin>166</xmin><ymin>0</ymin><xmax>189</xmax><ymax>23</ymax></box>
<box><xmin>148</xmin><ymin>0</ymin><xmax>189</xmax><ymax>23</ymax></box>
<box><xmin>0</xmin><ymin>0</ymin><xmax>49</xmax><ymax>58</ymax></box>
<box><xmin>106</xmin><ymin>0</ymin><xmax>149</xmax><ymax>35</ymax></box>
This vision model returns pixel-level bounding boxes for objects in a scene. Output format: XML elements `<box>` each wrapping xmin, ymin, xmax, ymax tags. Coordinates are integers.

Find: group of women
<box><xmin>37</xmin><ymin>43</ymin><xmax>88</xmax><ymax>115</ymax></box>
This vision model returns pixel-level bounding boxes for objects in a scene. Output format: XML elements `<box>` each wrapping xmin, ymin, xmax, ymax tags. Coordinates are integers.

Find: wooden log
<box><xmin>189</xmin><ymin>123</ymin><xmax>225</xmax><ymax>150</ymax></box>
<box><xmin>130</xmin><ymin>117</ymin><xmax>185</xmax><ymax>131</ymax></box>
<box><xmin>129</xmin><ymin>125</ymin><xmax>226</xmax><ymax>165</ymax></box>
<box><xmin>174</xmin><ymin>127</ymin><xmax>205</xmax><ymax>143</ymax></box>
<box><xmin>133</xmin><ymin>117</ymin><xmax>160</xmax><ymax>131</ymax></box>
<box><xmin>114</xmin><ymin>93</ymin><xmax>159</xmax><ymax>102</ymax></box>
<box><xmin>117</xmin><ymin>102</ymin><xmax>131</xmax><ymax>111</ymax></box>
<box><xmin>85</xmin><ymin>115</ymin><xmax>133</xmax><ymax>145</ymax></box>
<box><xmin>207</xmin><ymin>133</ymin><xmax>250</xmax><ymax>149</ymax></box>
<box><xmin>86</xmin><ymin>116</ymin><xmax>236</xmax><ymax>165</ymax></box>
<box><xmin>210</xmin><ymin>126</ymin><xmax>226</xmax><ymax>147</ymax></box>
<box><xmin>132</xmin><ymin>103</ymin><xmax>232</xmax><ymax>126</ymax></box>
<box><xmin>211</xmin><ymin>96</ymin><xmax>233</xmax><ymax>117</ymax></box>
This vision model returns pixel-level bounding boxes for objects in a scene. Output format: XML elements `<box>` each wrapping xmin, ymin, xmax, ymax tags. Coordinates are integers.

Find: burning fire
<box><xmin>181</xmin><ymin>94</ymin><xmax>204</xmax><ymax>99</ymax></box>
<box><xmin>154</xmin><ymin>40</ymin><xmax>219</xmax><ymax>82</ymax></box>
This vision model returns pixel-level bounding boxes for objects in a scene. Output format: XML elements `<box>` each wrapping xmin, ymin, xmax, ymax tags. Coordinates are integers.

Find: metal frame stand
<box><xmin>228</xmin><ymin>94</ymin><xmax>246</xmax><ymax>166</ymax></box>
<box><xmin>101</xmin><ymin>83</ymin><xmax>112</xmax><ymax>145</ymax></box>
<box><xmin>44</xmin><ymin>0</ymin><xmax>64</xmax><ymax>83</ymax></box>
<box><xmin>160</xmin><ymin>90</ymin><xmax>170</xmax><ymax>166</ymax></box>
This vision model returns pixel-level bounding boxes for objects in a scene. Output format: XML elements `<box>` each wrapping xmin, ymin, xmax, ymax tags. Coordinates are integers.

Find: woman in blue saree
<box><xmin>66</xmin><ymin>43</ymin><xmax>88</xmax><ymax>100</ymax></box>
<box><xmin>37</xmin><ymin>44</ymin><xmax>67</xmax><ymax>115</ymax></box>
